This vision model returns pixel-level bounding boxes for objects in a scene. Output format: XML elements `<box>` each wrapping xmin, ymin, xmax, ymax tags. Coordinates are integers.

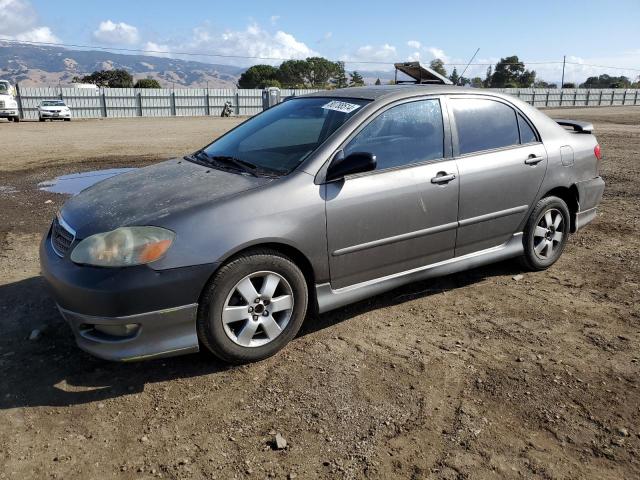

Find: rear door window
<box><xmin>344</xmin><ymin>99</ymin><xmax>444</xmax><ymax>170</ymax></box>
<box><xmin>452</xmin><ymin>98</ymin><xmax>520</xmax><ymax>155</ymax></box>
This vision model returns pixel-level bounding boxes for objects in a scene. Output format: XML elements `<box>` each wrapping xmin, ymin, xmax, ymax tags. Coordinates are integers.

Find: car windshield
<box><xmin>0</xmin><ymin>83</ymin><xmax>8</xmax><ymax>94</ymax></box>
<box><xmin>42</xmin><ymin>100</ymin><xmax>65</xmax><ymax>106</ymax></box>
<box><xmin>200</xmin><ymin>97</ymin><xmax>370</xmax><ymax>175</ymax></box>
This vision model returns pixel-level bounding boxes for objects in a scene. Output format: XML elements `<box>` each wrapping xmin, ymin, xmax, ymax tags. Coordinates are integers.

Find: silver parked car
<box><xmin>38</xmin><ymin>99</ymin><xmax>71</xmax><ymax>121</ymax></box>
<box><xmin>40</xmin><ymin>85</ymin><xmax>605</xmax><ymax>363</ymax></box>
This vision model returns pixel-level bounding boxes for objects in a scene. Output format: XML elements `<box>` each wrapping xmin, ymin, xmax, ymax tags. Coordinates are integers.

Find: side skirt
<box><xmin>316</xmin><ymin>233</ymin><xmax>524</xmax><ymax>313</ymax></box>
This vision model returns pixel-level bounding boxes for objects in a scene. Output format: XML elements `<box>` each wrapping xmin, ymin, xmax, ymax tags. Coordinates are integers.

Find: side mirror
<box><xmin>326</xmin><ymin>151</ymin><xmax>376</xmax><ymax>182</ymax></box>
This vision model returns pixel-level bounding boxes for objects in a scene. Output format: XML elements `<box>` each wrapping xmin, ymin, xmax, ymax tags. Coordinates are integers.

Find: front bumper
<box><xmin>0</xmin><ymin>109</ymin><xmax>18</xmax><ymax>118</ymax></box>
<box><xmin>575</xmin><ymin>176</ymin><xmax>605</xmax><ymax>231</ymax></box>
<box><xmin>40</xmin><ymin>225</ymin><xmax>217</xmax><ymax>361</ymax></box>
<box><xmin>59</xmin><ymin>304</ymin><xmax>199</xmax><ymax>361</ymax></box>
<box><xmin>39</xmin><ymin>111</ymin><xmax>71</xmax><ymax>118</ymax></box>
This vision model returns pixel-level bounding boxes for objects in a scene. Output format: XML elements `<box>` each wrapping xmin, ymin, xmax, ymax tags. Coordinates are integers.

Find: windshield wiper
<box><xmin>188</xmin><ymin>151</ymin><xmax>284</xmax><ymax>177</ymax></box>
<box><xmin>187</xmin><ymin>151</ymin><xmax>257</xmax><ymax>177</ymax></box>
<box><xmin>209</xmin><ymin>155</ymin><xmax>260</xmax><ymax>177</ymax></box>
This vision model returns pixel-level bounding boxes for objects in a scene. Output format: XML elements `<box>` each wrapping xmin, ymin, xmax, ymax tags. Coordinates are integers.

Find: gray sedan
<box><xmin>40</xmin><ymin>85</ymin><xmax>605</xmax><ymax>363</ymax></box>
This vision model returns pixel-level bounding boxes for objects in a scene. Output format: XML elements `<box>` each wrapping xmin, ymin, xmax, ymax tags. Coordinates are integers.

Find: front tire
<box><xmin>520</xmin><ymin>196</ymin><xmax>570</xmax><ymax>271</ymax></box>
<box><xmin>197</xmin><ymin>249</ymin><xmax>308</xmax><ymax>364</ymax></box>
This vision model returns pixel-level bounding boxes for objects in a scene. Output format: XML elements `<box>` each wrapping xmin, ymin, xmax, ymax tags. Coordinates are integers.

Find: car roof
<box><xmin>303</xmin><ymin>84</ymin><xmax>478</xmax><ymax>102</ymax></box>
<box><xmin>302</xmin><ymin>84</ymin><xmax>562</xmax><ymax>135</ymax></box>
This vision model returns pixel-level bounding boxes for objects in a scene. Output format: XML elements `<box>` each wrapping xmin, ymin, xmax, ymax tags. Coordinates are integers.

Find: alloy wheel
<box><xmin>221</xmin><ymin>271</ymin><xmax>294</xmax><ymax>348</ymax></box>
<box><xmin>533</xmin><ymin>208</ymin><xmax>564</xmax><ymax>260</ymax></box>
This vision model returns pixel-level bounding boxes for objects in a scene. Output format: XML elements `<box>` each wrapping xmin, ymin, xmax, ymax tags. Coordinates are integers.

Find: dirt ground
<box><xmin>0</xmin><ymin>107</ymin><xmax>638</xmax><ymax>479</ymax></box>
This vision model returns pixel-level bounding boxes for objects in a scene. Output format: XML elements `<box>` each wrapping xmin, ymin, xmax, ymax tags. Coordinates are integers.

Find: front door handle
<box><xmin>431</xmin><ymin>172</ymin><xmax>456</xmax><ymax>184</ymax></box>
<box><xmin>525</xmin><ymin>155</ymin><xmax>544</xmax><ymax>165</ymax></box>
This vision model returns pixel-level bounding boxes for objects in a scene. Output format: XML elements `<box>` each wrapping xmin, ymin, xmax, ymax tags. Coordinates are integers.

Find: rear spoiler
<box><xmin>555</xmin><ymin>119</ymin><xmax>594</xmax><ymax>134</ymax></box>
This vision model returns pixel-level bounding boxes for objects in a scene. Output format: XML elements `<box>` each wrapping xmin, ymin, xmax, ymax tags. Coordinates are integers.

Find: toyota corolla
<box><xmin>40</xmin><ymin>85</ymin><xmax>605</xmax><ymax>363</ymax></box>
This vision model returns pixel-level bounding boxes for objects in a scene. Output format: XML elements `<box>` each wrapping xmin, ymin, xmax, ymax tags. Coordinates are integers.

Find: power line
<box><xmin>1</xmin><ymin>38</ymin><xmax>639</xmax><ymax>72</ymax></box>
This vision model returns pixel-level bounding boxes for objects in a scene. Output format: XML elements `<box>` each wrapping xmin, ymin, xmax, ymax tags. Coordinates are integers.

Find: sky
<box><xmin>1</xmin><ymin>0</ymin><xmax>639</xmax><ymax>83</ymax></box>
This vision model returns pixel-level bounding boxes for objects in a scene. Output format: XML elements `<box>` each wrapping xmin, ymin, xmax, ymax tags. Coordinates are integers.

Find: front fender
<box><xmin>149</xmin><ymin>172</ymin><xmax>330</xmax><ymax>284</ymax></box>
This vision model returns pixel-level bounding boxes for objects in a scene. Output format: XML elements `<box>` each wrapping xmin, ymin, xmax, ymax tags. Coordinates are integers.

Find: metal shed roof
<box><xmin>394</xmin><ymin>61</ymin><xmax>453</xmax><ymax>85</ymax></box>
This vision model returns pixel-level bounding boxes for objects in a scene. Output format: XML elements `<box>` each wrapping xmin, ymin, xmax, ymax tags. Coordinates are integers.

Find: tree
<box><xmin>490</xmin><ymin>56</ymin><xmax>536</xmax><ymax>88</ymax></box>
<box><xmin>238</xmin><ymin>57</ymin><xmax>369</xmax><ymax>89</ymax></box>
<box><xmin>449</xmin><ymin>67</ymin><xmax>460</xmax><ymax>85</ymax></box>
<box><xmin>73</xmin><ymin>69</ymin><xmax>133</xmax><ymax>88</ymax></box>
<box><xmin>305</xmin><ymin>57</ymin><xmax>342</xmax><ymax>88</ymax></box>
<box><xmin>483</xmin><ymin>66</ymin><xmax>492</xmax><ymax>87</ymax></box>
<box><xmin>105</xmin><ymin>69</ymin><xmax>133</xmax><ymax>88</ymax></box>
<box><xmin>238</xmin><ymin>64</ymin><xmax>279</xmax><ymax>89</ymax></box>
<box><xmin>470</xmin><ymin>77</ymin><xmax>483</xmax><ymax>88</ymax></box>
<box><xmin>134</xmin><ymin>78</ymin><xmax>161</xmax><ymax>88</ymax></box>
<box><xmin>562</xmin><ymin>82</ymin><xmax>576</xmax><ymax>89</ymax></box>
<box><xmin>349</xmin><ymin>71</ymin><xmax>365</xmax><ymax>87</ymax></box>
<box><xmin>580</xmin><ymin>74</ymin><xmax>632</xmax><ymax>88</ymax></box>
<box><xmin>332</xmin><ymin>61</ymin><xmax>349</xmax><ymax>88</ymax></box>
<box><xmin>429</xmin><ymin>59</ymin><xmax>447</xmax><ymax>77</ymax></box>
<box><xmin>277</xmin><ymin>60</ymin><xmax>308</xmax><ymax>88</ymax></box>
<box><xmin>375</xmin><ymin>78</ymin><xmax>382</xmax><ymax>85</ymax></box>
<box><xmin>262</xmin><ymin>79</ymin><xmax>281</xmax><ymax>88</ymax></box>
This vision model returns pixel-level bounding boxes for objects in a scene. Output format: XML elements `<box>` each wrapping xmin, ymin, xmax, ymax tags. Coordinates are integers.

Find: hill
<box><xmin>0</xmin><ymin>42</ymin><xmax>244</xmax><ymax>88</ymax></box>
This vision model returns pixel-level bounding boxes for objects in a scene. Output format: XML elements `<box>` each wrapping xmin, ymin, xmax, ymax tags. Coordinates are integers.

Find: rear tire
<box><xmin>197</xmin><ymin>249</ymin><xmax>308</xmax><ymax>364</ymax></box>
<box><xmin>519</xmin><ymin>196</ymin><xmax>570</xmax><ymax>271</ymax></box>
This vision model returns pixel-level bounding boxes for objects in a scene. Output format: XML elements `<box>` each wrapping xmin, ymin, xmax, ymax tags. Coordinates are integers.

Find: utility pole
<box><xmin>561</xmin><ymin>55</ymin><xmax>566</xmax><ymax>88</ymax></box>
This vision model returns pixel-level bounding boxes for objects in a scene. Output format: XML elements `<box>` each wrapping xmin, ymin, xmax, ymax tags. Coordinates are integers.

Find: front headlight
<box><xmin>70</xmin><ymin>226</ymin><xmax>175</xmax><ymax>267</ymax></box>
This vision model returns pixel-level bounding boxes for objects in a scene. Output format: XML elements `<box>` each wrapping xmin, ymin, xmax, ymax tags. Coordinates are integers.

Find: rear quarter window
<box><xmin>452</xmin><ymin>98</ymin><xmax>520</xmax><ymax>155</ymax></box>
<box><xmin>517</xmin><ymin>114</ymin><xmax>538</xmax><ymax>144</ymax></box>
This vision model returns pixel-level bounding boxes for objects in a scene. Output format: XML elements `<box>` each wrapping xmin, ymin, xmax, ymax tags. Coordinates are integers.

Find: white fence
<box><xmin>15</xmin><ymin>87</ymin><xmax>319</xmax><ymax>120</ymax></box>
<box><xmin>492</xmin><ymin>88</ymin><xmax>640</xmax><ymax>108</ymax></box>
<box><xmin>14</xmin><ymin>86</ymin><xmax>640</xmax><ymax>120</ymax></box>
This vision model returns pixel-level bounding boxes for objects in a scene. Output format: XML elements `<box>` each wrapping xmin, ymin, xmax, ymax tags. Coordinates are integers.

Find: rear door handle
<box><xmin>525</xmin><ymin>155</ymin><xmax>544</xmax><ymax>165</ymax></box>
<box><xmin>431</xmin><ymin>172</ymin><xmax>456</xmax><ymax>184</ymax></box>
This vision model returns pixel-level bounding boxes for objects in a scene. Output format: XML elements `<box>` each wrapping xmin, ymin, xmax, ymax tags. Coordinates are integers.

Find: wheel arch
<box><xmin>539</xmin><ymin>185</ymin><xmax>579</xmax><ymax>232</ymax></box>
<box><xmin>200</xmin><ymin>241</ymin><xmax>319</xmax><ymax>314</ymax></box>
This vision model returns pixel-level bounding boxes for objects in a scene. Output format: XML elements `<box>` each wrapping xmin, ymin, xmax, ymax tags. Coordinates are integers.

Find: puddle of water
<box><xmin>38</xmin><ymin>168</ymin><xmax>137</xmax><ymax>195</ymax></box>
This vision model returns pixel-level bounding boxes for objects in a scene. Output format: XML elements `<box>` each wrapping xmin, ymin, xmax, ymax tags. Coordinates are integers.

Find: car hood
<box><xmin>61</xmin><ymin>159</ymin><xmax>273</xmax><ymax>238</ymax></box>
<box><xmin>40</xmin><ymin>106</ymin><xmax>67</xmax><ymax>110</ymax></box>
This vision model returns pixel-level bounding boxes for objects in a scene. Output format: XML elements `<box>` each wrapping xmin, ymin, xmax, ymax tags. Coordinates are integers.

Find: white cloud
<box><xmin>341</xmin><ymin>44</ymin><xmax>398</xmax><ymax>70</ymax></box>
<box><xmin>164</xmin><ymin>23</ymin><xmax>317</xmax><ymax>66</ymax></box>
<box><xmin>14</xmin><ymin>26</ymin><xmax>58</xmax><ymax>43</ymax></box>
<box><xmin>407</xmin><ymin>40</ymin><xmax>421</xmax><ymax>49</ymax></box>
<box><xmin>143</xmin><ymin>41</ymin><xmax>171</xmax><ymax>58</ymax></box>
<box><xmin>426</xmin><ymin>47</ymin><xmax>448</xmax><ymax>62</ymax></box>
<box><xmin>0</xmin><ymin>0</ymin><xmax>60</xmax><ymax>43</ymax></box>
<box><xmin>93</xmin><ymin>20</ymin><xmax>139</xmax><ymax>45</ymax></box>
<box><xmin>270</xmin><ymin>15</ymin><xmax>280</xmax><ymax>25</ymax></box>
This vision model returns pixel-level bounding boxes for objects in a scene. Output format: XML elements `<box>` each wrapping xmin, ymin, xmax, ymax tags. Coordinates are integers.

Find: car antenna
<box><xmin>458</xmin><ymin>48</ymin><xmax>480</xmax><ymax>86</ymax></box>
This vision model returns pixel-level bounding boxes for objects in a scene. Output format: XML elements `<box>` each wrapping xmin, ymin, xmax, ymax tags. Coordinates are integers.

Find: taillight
<box><xmin>594</xmin><ymin>144</ymin><xmax>602</xmax><ymax>161</ymax></box>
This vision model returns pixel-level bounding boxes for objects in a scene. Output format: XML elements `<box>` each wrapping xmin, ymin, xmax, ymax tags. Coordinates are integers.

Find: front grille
<box><xmin>0</xmin><ymin>101</ymin><xmax>5</xmax><ymax>108</ymax></box>
<box><xmin>51</xmin><ymin>217</ymin><xmax>75</xmax><ymax>257</ymax></box>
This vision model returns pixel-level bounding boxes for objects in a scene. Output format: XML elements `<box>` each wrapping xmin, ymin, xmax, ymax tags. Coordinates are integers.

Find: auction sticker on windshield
<box><xmin>321</xmin><ymin>100</ymin><xmax>361</xmax><ymax>114</ymax></box>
